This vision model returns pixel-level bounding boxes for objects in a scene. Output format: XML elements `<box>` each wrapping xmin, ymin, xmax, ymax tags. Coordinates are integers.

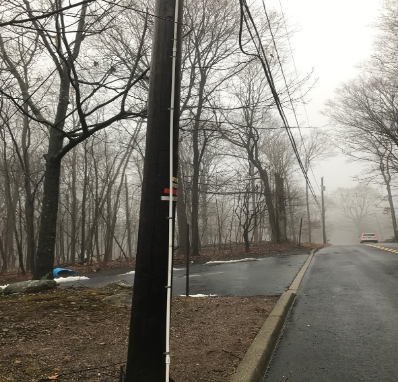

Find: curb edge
<box><xmin>230</xmin><ymin>248</ymin><xmax>317</xmax><ymax>382</ymax></box>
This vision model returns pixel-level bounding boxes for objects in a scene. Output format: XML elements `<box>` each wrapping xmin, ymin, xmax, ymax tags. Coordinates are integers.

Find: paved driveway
<box><xmin>58</xmin><ymin>254</ymin><xmax>309</xmax><ymax>296</ymax></box>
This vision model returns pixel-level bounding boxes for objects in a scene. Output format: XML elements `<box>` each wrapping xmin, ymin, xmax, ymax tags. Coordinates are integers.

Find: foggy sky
<box><xmin>265</xmin><ymin>0</ymin><xmax>383</xmax><ymax>195</ymax></box>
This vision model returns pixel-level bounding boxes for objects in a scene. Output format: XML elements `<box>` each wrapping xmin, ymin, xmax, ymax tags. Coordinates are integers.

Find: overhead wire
<box><xmin>0</xmin><ymin>1</ymin><xmax>187</xmax><ymax>28</ymax></box>
<box><xmin>0</xmin><ymin>1</ymin><xmax>150</xmax><ymax>138</ymax></box>
<box><xmin>238</xmin><ymin>0</ymin><xmax>320</xmax><ymax>208</ymax></box>
<box><xmin>261</xmin><ymin>0</ymin><xmax>319</xmax><ymax>191</ymax></box>
<box><xmin>276</xmin><ymin>0</ymin><xmax>322</xmax><ymax>192</ymax></box>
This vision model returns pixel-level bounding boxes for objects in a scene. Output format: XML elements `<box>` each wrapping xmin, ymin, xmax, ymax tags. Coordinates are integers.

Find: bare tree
<box><xmin>221</xmin><ymin>60</ymin><xmax>285</xmax><ymax>242</ymax></box>
<box><xmin>180</xmin><ymin>0</ymin><xmax>245</xmax><ymax>256</ymax></box>
<box><xmin>332</xmin><ymin>185</ymin><xmax>381</xmax><ymax>235</ymax></box>
<box><xmin>371</xmin><ymin>0</ymin><xmax>398</xmax><ymax>79</ymax></box>
<box><xmin>0</xmin><ymin>1</ymin><xmax>150</xmax><ymax>279</ymax></box>
<box><xmin>234</xmin><ymin>175</ymin><xmax>266</xmax><ymax>252</ymax></box>
<box><xmin>326</xmin><ymin>74</ymin><xmax>398</xmax><ymax>241</ymax></box>
<box><xmin>300</xmin><ymin>130</ymin><xmax>334</xmax><ymax>243</ymax></box>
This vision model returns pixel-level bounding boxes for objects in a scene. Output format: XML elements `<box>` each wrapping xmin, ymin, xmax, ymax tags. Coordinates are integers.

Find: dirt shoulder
<box><xmin>0</xmin><ymin>287</ymin><xmax>278</xmax><ymax>382</ymax></box>
<box><xmin>0</xmin><ymin>243</ymin><xmax>323</xmax><ymax>381</ymax></box>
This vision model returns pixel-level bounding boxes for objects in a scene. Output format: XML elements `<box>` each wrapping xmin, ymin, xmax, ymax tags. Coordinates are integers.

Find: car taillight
<box><xmin>361</xmin><ymin>236</ymin><xmax>365</xmax><ymax>238</ymax></box>
<box><xmin>373</xmin><ymin>236</ymin><xmax>377</xmax><ymax>238</ymax></box>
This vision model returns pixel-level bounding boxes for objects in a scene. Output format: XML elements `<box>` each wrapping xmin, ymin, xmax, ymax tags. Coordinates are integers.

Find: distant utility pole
<box><xmin>125</xmin><ymin>0</ymin><xmax>183</xmax><ymax>380</ymax></box>
<box><xmin>321</xmin><ymin>177</ymin><xmax>326</xmax><ymax>244</ymax></box>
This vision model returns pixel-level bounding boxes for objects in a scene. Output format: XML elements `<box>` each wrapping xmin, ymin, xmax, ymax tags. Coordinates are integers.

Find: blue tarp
<box><xmin>53</xmin><ymin>268</ymin><xmax>77</xmax><ymax>278</ymax></box>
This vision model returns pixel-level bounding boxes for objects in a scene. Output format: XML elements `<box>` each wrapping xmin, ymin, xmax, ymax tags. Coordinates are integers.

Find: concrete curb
<box><xmin>289</xmin><ymin>248</ymin><xmax>316</xmax><ymax>293</ymax></box>
<box><xmin>230</xmin><ymin>248</ymin><xmax>317</xmax><ymax>382</ymax></box>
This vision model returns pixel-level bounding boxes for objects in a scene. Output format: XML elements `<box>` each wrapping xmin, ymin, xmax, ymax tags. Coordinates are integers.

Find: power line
<box><xmin>261</xmin><ymin>0</ymin><xmax>320</xmax><ymax>193</ymax></box>
<box><xmin>277</xmin><ymin>0</ymin><xmax>322</xmax><ymax>193</ymax></box>
<box><xmin>0</xmin><ymin>1</ymin><xmax>186</xmax><ymax>28</ymax></box>
<box><xmin>0</xmin><ymin>0</ymin><xmax>95</xmax><ymax>27</ymax></box>
<box><xmin>277</xmin><ymin>0</ymin><xmax>312</xmax><ymax>128</ymax></box>
<box><xmin>238</xmin><ymin>0</ymin><xmax>320</xmax><ymax>208</ymax></box>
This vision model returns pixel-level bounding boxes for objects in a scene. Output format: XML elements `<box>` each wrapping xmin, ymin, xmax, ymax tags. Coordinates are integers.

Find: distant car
<box><xmin>360</xmin><ymin>233</ymin><xmax>378</xmax><ymax>243</ymax></box>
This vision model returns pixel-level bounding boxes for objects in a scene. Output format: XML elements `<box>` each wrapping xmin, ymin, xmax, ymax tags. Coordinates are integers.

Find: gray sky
<box><xmin>266</xmin><ymin>0</ymin><xmax>383</xmax><ymax>193</ymax></box>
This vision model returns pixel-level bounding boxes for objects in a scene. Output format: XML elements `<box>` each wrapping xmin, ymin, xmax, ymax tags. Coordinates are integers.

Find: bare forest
<box><xmin>1</xmin><ymin>0</ymin><xmax>397</xmax><ymax>278</ymax></box>
<box><xmin>325</xmin><ymin>0</ymin><xmax>398</xmax><ymax>242</ymax></box>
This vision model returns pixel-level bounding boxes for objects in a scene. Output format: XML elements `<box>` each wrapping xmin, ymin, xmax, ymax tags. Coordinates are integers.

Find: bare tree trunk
<box><xmin>0</xmin><ymin>236</ymin><xmax>7</xmax><ymax>274</ymax></box>
<box><xmin>275</xmin><ymin>173</ymin><xmax>287</xmax><ymax>242</ymax></box>
<box><xmin>103</xmin><ymin>139</ymin><xmax>134</xmax><ymax>264</ymax></box>
<box><xmin>3</xmin><ymin>150</ymin><xmax>19</xmax><ymax>270</ymax></box>
<box><xmin>56</xmin><ymin>200</ymin><xmax>64</xmax><ymax>266</ymax></box>
<box><xmin>70</xmin><ymin>147</ymin><xmax>78</xmax><ymax>265</ymax></box>
<box><xmin>80</xmin><ymin>144</ymin><xmax>88</xmax><ymax>263</ymax></box>
<box><xmin>21</xmin><ymin>110</ymin><xmax>36</xmax><ymax>273</ymax></box>
<box><xmin>176</xmin><ymin>166</ymin><xmax>188</xmax><ymax>255</ymax></box>
<box><xmin>243</xmin><ymin>228</ymin><xmax>250</xmax><ymax>252</ymax></box>
<box><xmin>257</xmin><ymin>166</ymin><xmax>280</xmax><ymax>242</ymax></box>
<box><xmin>381</xmin><ymin>157</ymin><xmax>398</xmax><ymax>241</ymax></box>
<box><xmin>34</xmin><ymin>78</ymin><xmax>69</xmax><ymax>279</ymax></box>
<box><xmin>250</xmin><ymin>164</ymin><xmax>259</xmax><ymax>243</ymax></box>
<box><xmin>125</xmin><ymin>175</ymin><xmax>133</xmax><ymax>259</ymax></box>
<box><xmin>191</xmin><ymin>128</ymin><xmax>201</xmax><ymax>256</ymax></box>
<box><xmin>15</xmin><ymin>198</ymin><xmax>26</xmax><ymax>275</ymax></box>
<box><xmin>65</xmin><ymin>193</ymin><xmax>70</xmax><ymax>264</ymax></box>
<box><xmin>286</xmin><ymin>180</ymin><xmax>296</xmax><ymax>242</ymax></box>
<box><xmin>200</xmin><ymin>169</ymin><xmax>208</xmax><ymax>246</ymax></box>
<box><xmin>216</xmin><ymin>200</ymin><xmax>223</xmax><ymax>251</ymax></box>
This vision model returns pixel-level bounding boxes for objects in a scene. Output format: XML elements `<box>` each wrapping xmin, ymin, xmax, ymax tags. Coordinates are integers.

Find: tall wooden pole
<box><xmin>321</xmin><ymin>177</ymin><xmax>327</xmax><ymax>245</ymax></box>
<box><xmin>125</xmin><ymin>0</ymin><xmax>183</xmax><ymax>380</ymax></box>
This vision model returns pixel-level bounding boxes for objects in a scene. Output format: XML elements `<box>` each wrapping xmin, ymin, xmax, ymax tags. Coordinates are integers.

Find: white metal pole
<box><xmin>166</xmin><ymin>0</ymin><xmax>180</xmax><ymax>380</ymax></box>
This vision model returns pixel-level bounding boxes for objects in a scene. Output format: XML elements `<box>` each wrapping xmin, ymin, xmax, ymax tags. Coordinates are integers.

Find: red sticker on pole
<box><xmin>164</xmin><ymin>188</ymin><xmax>178</xmax><ymax>196</ymax></box>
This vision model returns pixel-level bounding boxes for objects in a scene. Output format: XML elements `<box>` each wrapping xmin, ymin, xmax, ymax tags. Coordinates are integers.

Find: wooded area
<box><xmin>326</xmin><ymin>0</ymin><xmax>398</xmax><ymax>239</ymax></box>
<box><xmin>1</xmin><ymin>0</ymin><xmax>398</xmax><ymax>278</ymax></box>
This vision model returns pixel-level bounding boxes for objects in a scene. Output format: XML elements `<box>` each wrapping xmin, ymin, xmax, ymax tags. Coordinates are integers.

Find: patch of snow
<box><xmin>118</xmin><ymin>270</ymin><xmax>135</xmax><ymax>276</ymax></box>
<box><xmin>0</xmin><ymin>284</ymin><xmax>9</xmax><ymax>289</ymax></box>
<box><xmin>118</xmin><ymin>268</ymin><xmax>181</xmax><ymax>275</ymax></box>
<box><xmin>205</xmin><ymin>258</ymin><xmax>258</xmax><ymax>265</ymax></box>
<box><xmin>55</xmin><ymin>276</ymin><xmax>89</xmax><ymax>283</ymax></box>
<box><xmin>179</xmin><ymin>294</ymin><xmax>218</xmax><ymax>297</ymax></box>
<box><xmin>184</xmin><ymin>272</ymin><xmax>223</xmax><ymax>278</ymax></box>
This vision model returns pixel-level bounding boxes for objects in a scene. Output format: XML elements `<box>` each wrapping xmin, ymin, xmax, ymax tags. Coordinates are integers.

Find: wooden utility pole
<box><xmin>125</xmin><ymin>0</ymin><xmax>183</xmax><ymax>380</ymax></box>
<box><xmin>321</xmin><ymin>177</ymin><xmax>326</xmax><ymax>244</ymax></box>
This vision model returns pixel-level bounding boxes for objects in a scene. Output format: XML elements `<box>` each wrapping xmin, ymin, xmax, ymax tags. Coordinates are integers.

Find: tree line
<box><xmin>0</xmin><ymin>0</ymin><xmax>335</xmax><ymax>277</ymax></box>
<box><xmin>325</xmin><ymin>0</ymin><xmax>398</xmax><ymax>240</ymax></box>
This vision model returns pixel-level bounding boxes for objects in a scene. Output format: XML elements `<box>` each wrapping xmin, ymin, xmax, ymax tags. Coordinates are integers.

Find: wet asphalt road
<box><xmin>264</xmin><ymin>244</ymin><xmax>398</xmax><ymax>382</ymax></box>
<box><xmin>58</xmin><ymin>254</ymin><xmax>308</xmax><ymax>296</ymax></box>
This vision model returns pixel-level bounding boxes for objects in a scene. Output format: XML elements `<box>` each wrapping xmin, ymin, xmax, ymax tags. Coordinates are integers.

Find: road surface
<box><xmin>58</xmin><ymin>254</ymin><xmax>308</xmax><ymax>296</ymax></box>
<box><xmin>263</xmin><ymin>243</ymin><xmax>398</xmax><ymax>382</ymax></box>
